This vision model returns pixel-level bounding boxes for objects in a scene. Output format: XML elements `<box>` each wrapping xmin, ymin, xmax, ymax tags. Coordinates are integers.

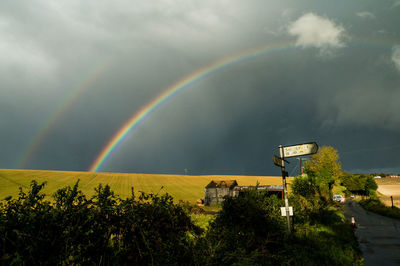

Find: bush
<box><xmin>0</xmin><ymin>179</ymin><xmax>363</xmax><ymax>265</ymax></box>
<box><xmin>198</xmin><ymin>191</ymin><xmax>286</xmax><ymax>265</ymax></box>
<box><xmin>114</xmin><ymin>191</ymin><xmax>201</xmax><ymax>265</ymax></box>
<box><xmin>0</xmin><ymin>180</ymin><xmax>201</xmax><ymax>265</ymax></box>
<box><xmin>291</xmin><ymin>175</ymin><xmax>316</xmax><ymax>198</ymax></box>
<box><xmin>340</xmin><ymin>173</ymin><xmax>377</xmax><ymax>196</ymax></box>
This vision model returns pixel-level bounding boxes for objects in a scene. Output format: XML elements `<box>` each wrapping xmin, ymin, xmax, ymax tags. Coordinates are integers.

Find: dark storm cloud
<box><xmin>1</xmin><ymin>0</ymin><xmax>400</xmax><ymax>175</ymax></box>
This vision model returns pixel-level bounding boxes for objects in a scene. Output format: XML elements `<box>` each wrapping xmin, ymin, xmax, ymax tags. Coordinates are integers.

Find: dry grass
<box><xmin>379</xmin><ymin>196</ymin><xmax>400</xmax><ymax>208</ymax></box>
<box><xmin>375</xmin><ymin>178</ymin><xmax>400</xmax><ymax>185</ymax></box>
<box><xmin>0</xmin><ymin>169</ymin><xmax>286</xmax><ymax>203</ymax></box>
<box><xmin>376</xmin><ymin>179</ymin><xmax>400</xmax><ymax>208</ymax></box>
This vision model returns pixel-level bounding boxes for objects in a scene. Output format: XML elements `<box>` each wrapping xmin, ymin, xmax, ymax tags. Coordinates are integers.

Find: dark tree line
<box><xmin>340</xmin><ymin>173</ymin><xmax>378</xmax><ymax>196</ymax></box>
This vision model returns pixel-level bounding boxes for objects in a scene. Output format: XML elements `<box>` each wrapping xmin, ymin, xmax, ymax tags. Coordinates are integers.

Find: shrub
<box><xmin>0</xmin><ymin>180</ymin><xmax>202</xmax><ymax>265</ymax></box>
<box><xmin>291</xmin><ymin>175</ymin><xmax>316</xmax><ymax>198</ymax></box>
<box><xmin>0</xmin><ymin>181</ymin><xmax>60</xmax><ymax>265</ymax></box>
<box><xmin>199</xmin><ymin>191</ymin><xmax>286</xmax><ymax>265</ymax></box>
<box><xmin>114</xmin><ymin>191</ymin><xmax>202</xmax><ymax>265</ymax></box>
<box><xmin>0</xmin><ymin>179</ymin><xmax>363</xmax><ymax>265</ymax></box>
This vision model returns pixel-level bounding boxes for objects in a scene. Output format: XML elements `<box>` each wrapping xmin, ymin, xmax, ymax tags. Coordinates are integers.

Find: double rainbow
<box><xmin>89</xmin><ymin>43</ymin><xmax>294</xmax><ymax>172</ymax></box>
<box><xmin>17</xmin><ymin>41</ymin><xmax>393</xmax><ymax>172</ymax></box>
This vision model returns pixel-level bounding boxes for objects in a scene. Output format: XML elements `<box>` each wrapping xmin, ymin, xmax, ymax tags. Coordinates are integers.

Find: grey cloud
<box><xmin>356</xmin><ymin>11</ymin><xmax>375</xmax><ymax>19</ymax></box>
<box><xmin>392</xmin><ymin>0</ymin><xmax>400</xmax><ymax>8</ymax></box>
<box><xmin>1</xmin><ymin>0</ymin><xmax>400</xmax><ymax>175</ymax></box>
<box><xmin>392</xmin><ymin>46</ymin><xmax>400</xmax><ymax>71</ymax></box>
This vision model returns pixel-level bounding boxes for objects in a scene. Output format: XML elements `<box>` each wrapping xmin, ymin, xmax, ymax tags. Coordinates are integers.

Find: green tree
<box><xmin>291</xmin><ymin>174</ymin><xmax>316</xmax><ymax>198</ymax></box>
<box><xmin>340</xmin><ymin>173</ymin><xmax>377</xmax><ymax>196</ymax></box>
<box><xmin>305</xmin><ymin>146</ymin><xmax>341</xmax><ymax>200</ymax></box>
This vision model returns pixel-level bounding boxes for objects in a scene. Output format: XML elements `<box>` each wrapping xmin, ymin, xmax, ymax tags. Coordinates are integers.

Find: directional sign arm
<box><xmin>273</xmin><ymin>155</ymin><xmax>291</xmax><ymax>167</ymax></box>
<box><xmin>282</xmin><ymin>142</ymin><xmax>318</xmax><ymax>158</ymax></box>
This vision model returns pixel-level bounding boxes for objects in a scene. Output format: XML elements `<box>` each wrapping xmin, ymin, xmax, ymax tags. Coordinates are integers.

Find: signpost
<box><xmin>273</xmin><ymin>155</ymin><xmax>284</xmax><ymax>167</ymax></box>
<box><xmin>282</xmin><ymin>142</ymin><xmax>318</xmax><ymax>158</ymax></box>
<box><xmin>280</xmin><ymin>206</ymin><xmax>293</xmax><ymax>216</ymax></box>
<box><xmin>274</xmin><ymin>142</ymin><xmax>318</xmax><ymax>234</ymax></box>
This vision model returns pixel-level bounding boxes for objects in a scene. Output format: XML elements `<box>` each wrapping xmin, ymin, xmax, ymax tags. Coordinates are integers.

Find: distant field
<box><xmin>0</xmin><ymin>169</ymin><xmax>285</xmax><ymax>203</ymax></box>
<box><xmin>376</xmin><ymin>178</ymin><xmax>400</xmax><ymax>207</ymax></box>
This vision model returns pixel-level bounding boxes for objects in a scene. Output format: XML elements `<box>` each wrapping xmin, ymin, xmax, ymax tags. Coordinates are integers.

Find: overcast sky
<box><xmin>1</xmin><ymin>0</ymin><xmax>400</xmax><ymax>176</ymax></box>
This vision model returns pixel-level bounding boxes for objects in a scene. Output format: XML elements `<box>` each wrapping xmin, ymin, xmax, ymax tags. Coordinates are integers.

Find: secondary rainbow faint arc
<box><xmin>16</xmin><ymin>60</ymin><xmax>113</xmax><ymax>169</ymax></box>
<box><xmin>89</xmin><ymin>43</ymin><xmax>295</xmax><ymax>172</ymax></box>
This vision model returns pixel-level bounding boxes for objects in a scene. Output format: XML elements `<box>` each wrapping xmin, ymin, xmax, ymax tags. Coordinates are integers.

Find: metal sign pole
<box><xmin>279</xmin><ymin>145</ymin><xmax>291</xmax><ymax>234</ymax></box>
<box><xmin>273</xmin><ymin>142</ymin><xmax>317</xmax><ymax>234</ymax></box>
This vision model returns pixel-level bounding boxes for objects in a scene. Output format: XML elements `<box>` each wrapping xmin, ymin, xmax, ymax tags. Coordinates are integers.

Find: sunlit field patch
<box><xmin>0</xmin><ymin>169</ymin><xmax>285</xmax><ymax>203</ymax></box>
<box><xmin>376</xmin><ymin>179</ymin><xmax>400</xmax><ymax>208</ymax></box>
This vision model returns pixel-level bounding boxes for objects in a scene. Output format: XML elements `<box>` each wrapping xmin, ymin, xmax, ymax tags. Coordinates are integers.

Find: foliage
<box><xmin>287</xmin><ymin>175</ymin><xmax>363</xmax><ymax>265</ymax></box>
<box><xmin>286</xmin><ymin>222</ymin><xmax>363</xmax><ymax>266</ymax></box>
<box><xmin>287</xmin><ymin>192</ymin><xmax>362</xmax><ymax>265</ymax></box>
<box><xmin>195</xmin><ymin>189</ymin><xmax>361</xmax><ymax>266</ymax></box>
<box><xmin>306</xmin><ymin>146</ymin><xmax>341</xmax><ymax>179</ymax></box>
<box><xmin>0</xmin><ymin>180</ymin><xmax>201</xmax><ymax>265</ymax></box>
<box><xmin>340</xmin><ymin>173</ymin><xmax>378</xmax><ymax>195</ymax></box>
<box><xmin>291</xmin><ymin>174</ymin><xmax>316</xmax><ymax>198</ymax></box>
<box><xmin>197</xmin><ymin>191</ymin><xmax>286</xmax><ymax>265</ymax></box>
<box><xmin>305</xmin><ymin>146</ymin><xmax>341</xmax><ymax>199</ymax></box>
<box><xmin>0</xmin><ymin>178</ymin><xmax>363</xmax><ymax>265</ymax></box>
<box><xmin>178</xmin><ymin>200</ymin><xmax>206</xmax><ymax>215</ymax></box>
<box><xmin>190</xmin><ymin>214</ymin><xmax>215</xmax><ymax>231</ymax></box>
<box><xmin>0</xmin><ymin>181</ymin><xmax>58</xmax><ymax>264</ymax></box>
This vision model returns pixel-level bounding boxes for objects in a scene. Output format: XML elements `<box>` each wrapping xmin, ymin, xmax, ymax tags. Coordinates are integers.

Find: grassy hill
<box><xmin>0</xmin><ymin>169</ymin><xmax>285</xmax><ymax>203</ymax></box>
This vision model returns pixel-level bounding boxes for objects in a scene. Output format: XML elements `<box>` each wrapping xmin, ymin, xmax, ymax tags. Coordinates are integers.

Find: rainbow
<box><xmin>89</xmin><ymin>43</ymin><xmax>295</xmax><ymax>172</ymax></box>
<box><xmin>14</xmin><ymin>41</ymin><xmax>394</xmax><ymax>172</ymax></box>
<box><xmin>16</xmin><ymin>60</ymin><xmax>113</xmax><ymax>169</ymax></box>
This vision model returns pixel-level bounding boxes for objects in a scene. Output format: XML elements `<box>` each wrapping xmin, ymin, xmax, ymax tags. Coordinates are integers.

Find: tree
<box><xmin>291</xmin><ymin>175</ymin><xmax>316</xmax><ymax>198</ymax></box>
<box><xmin>340</xmin><ymin>173</ymin><xmax>377</xmax><ymax>196</ymax></box>
<box><xmin>305</xmin><ymin>146</ymin><xmax>341</xmax><ymax>199</ymax></box>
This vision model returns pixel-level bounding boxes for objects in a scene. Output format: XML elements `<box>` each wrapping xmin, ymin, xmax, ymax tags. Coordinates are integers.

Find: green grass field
<box><xmin>0</xmin><ymin>169</ymin><xmax>285</xmax><ymax>203</ymax></box>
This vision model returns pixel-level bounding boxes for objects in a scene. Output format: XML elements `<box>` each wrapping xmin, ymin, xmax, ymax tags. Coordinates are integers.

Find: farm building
<box><xmin>232</xmin><ymin>185</ymin><xmax>284</xmax><ymax>199</ymax></box>
<box><xmin>204</xmin><ymin>180</ymin><xmax>284</xmax><ymax>206</ymax></box>
<box><xmin>204</xmin><ymin>180</ymin><xmax>238</xmax><ymax>206</ymax></box>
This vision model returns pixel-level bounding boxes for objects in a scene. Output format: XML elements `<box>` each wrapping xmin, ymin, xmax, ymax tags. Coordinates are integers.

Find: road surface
<box><xmin>344</xmin><ymin>199</ymin><xmax>400</xmax><ymax>266</ymax></box>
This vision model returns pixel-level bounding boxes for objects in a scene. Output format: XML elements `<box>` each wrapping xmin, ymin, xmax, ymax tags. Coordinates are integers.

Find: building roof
<box><xmin>268</xmin><ymin>185</ymin><xmax>284</xmax><ymax>190</ymax></box>
<box><xmin>205</xmin><ymin>180</ymin><xmax>238</xmax><ymax>189</ymax></box>
<box><xmin>233</xmin><ymin>185</ymin><xmax>284</xmax><ymax>192</ymax></box>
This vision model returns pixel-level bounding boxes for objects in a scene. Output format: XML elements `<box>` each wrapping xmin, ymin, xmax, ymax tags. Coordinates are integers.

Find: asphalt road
<box><xmin>344</xmin><ymin>199</ymin><xmax>400</xmax><ymax>266</ymax></box>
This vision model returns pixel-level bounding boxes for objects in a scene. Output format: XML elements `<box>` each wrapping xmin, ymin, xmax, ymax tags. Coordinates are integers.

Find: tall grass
<box><xmin>379</xmin><ymin>195</ymin><xmax>400</xmax><ymax>208</ymax></box>
<box><xmin>359</xmin><ymin>198</ymin><xmax>400</xmax><ymax>219</ymax></box>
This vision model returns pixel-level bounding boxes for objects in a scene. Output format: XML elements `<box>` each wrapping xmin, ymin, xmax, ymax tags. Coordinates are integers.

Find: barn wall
<box><xmin>204</xmin><ymin>188</ymin><xmax>218</xmax><ymax>206</ymax></box>
<box><xmin>204</xmin><ymin>187</ymin><xmax>233</xmax><ymax>206</ymax></box>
